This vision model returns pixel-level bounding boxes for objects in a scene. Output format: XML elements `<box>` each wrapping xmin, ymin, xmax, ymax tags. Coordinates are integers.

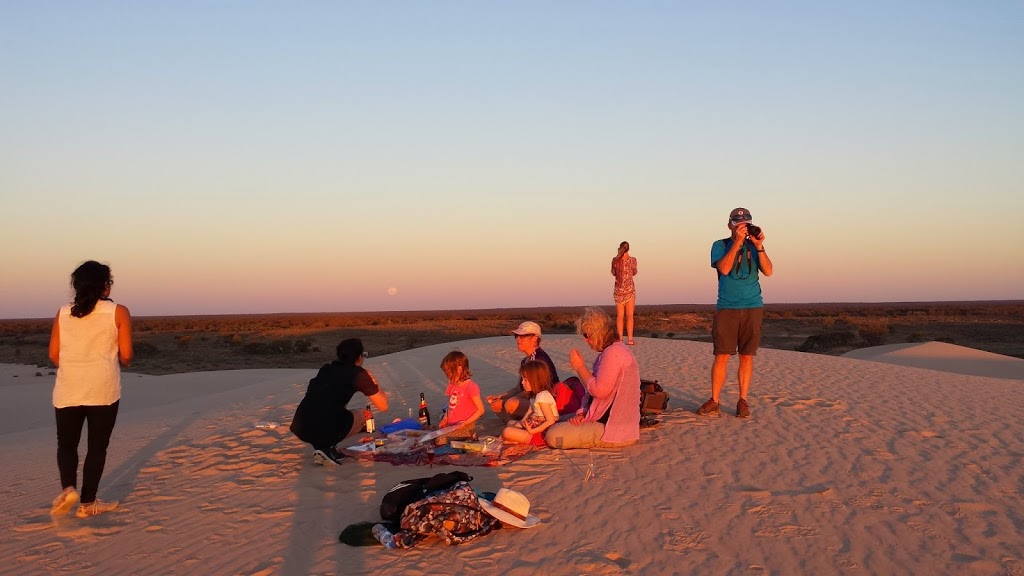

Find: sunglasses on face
<box><xmin>359</xmin><ymin>352</ymin><xmax>369</xmax><ymax>359</ymax></box>
<box><xmin>514</xmin><ymin>334</ymin><xmax>533</xmax><ymax>340</ymax></box>
<box><xmin>731</xmin><ymin>219</ymin><xmax>750</xmax><ymax>225</ymax></box>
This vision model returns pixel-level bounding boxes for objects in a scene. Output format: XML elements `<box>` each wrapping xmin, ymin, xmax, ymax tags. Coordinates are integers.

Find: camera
<box><xmin>745</xmin><ymin>224</ymin><xmax>762</xmax><ymax>238</ymax></box>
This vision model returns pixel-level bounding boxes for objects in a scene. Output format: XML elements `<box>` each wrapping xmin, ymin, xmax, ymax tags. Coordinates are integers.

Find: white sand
<box><xmin>2</xmin><ymin>337</ymin><xmax>1022</xmax><ymax>575</ymax></box>
<box><xmin>842</xmin><ymin>340</ymin><xmax>1024</xmax><ymax>380</ymax></box>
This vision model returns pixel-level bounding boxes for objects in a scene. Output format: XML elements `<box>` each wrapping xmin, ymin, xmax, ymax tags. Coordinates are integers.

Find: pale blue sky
<box><xmin>1</xmin><ymin>2</ymin><xmax>1022</xmax><ymax>318</ymax></box>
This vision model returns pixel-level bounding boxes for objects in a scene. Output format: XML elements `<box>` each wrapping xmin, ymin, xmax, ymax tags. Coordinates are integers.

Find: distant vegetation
<box><xmin>1</xmin><ymin>301</ymin><xmax>1021</xmax><ymax>375</ymax></box>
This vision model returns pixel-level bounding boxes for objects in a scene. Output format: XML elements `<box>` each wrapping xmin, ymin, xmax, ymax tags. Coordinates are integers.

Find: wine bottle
<box><xmin>418</xmin><ymin>393</ymin><xmax>431</xmax><ymax>427</ymax></box>
<box><xmin>365</xmin><ymin>404</ymin><xmax>375</xmax><ymax>433</ymax></box>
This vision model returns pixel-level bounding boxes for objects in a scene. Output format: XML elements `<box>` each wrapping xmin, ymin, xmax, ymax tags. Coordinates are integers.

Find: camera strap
<box><xmin>730</xmin><ymin>240</ymin><xmax>752</xmax><ymax>280</ymax></box>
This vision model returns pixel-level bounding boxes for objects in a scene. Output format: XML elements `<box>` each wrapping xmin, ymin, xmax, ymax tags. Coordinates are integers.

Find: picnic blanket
<box><xmin>342</xmin><ymin>441</ymin><xmax>541</xmax><ymax>467</ymax></box>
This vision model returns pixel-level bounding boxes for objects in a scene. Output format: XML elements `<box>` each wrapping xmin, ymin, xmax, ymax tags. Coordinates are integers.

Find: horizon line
<box><xmin>3</xmin><ymin>299</ymin><xmax>1022</xmax><ymax>322</ymax></box>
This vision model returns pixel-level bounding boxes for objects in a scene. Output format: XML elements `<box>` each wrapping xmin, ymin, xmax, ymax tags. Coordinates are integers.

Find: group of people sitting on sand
<box><xmin>289</xmin><ymin>306</ymin><xmax>642</xmax><ymax>465</ymax></box>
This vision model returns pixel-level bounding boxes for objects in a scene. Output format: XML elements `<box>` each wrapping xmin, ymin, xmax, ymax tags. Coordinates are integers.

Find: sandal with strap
<box><xmin>627</xmin><ymin>340</ymin><xmax>637</xmax><ymax>346</ymax></box>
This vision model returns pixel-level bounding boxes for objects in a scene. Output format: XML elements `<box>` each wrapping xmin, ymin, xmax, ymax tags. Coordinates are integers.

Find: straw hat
<box><xmin>478</xmin><ymin>488</ymin><xmax>541</xmax><ymax>529</ymax></box>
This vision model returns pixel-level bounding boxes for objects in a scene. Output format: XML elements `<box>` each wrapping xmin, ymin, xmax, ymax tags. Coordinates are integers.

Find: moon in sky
<box><xmin>387</xmin><ymin>287</ymin><xmax>398</xmax><ymax>296</ymax></box>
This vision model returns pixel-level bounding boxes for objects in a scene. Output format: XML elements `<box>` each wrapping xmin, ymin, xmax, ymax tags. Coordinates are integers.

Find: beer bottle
<box><xmin>418</xmin><ymin>393</ymin><xmax>431</xmax><ymax>427</ymax></box>
<box><xmin>365</xmin><ymin>404</ymin><xmax>375</xmax><ymax>433</ymax></box>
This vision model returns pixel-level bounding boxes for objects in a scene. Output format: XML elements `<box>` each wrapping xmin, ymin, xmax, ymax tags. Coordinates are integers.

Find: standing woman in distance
<box><xmin>48</xmin><ymin>261</ymin><xmax>133</xmax><ymax>518</ymax></box>
<box><xmin>612</xmin><ymin>241</ymin><xmax>638</xmax><ymax>345</ymax></box>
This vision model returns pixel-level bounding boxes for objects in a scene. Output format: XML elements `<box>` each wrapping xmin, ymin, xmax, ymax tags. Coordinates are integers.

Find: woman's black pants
<box><xmin>55</xmin><ymin>400</ymin><xmax>120</xmax><ymax>503</ymax></box>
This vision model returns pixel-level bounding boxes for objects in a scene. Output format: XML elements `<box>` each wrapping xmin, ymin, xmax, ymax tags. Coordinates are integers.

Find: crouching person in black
<box><xmin>290</xmin><ymin>338</ymin><xmax>388</xmax><ymax>465</ymax></box>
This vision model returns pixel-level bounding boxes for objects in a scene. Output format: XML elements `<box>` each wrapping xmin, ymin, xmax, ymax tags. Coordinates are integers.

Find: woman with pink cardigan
<box><xmin>544</xmin><ymin>307</ymin><xmax>640</xmax><ymax>449</ymax></box>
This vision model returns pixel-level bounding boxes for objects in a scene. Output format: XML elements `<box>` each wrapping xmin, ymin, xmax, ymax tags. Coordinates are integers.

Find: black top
<box><xmin>289</xmin><ymin>362</ymin><xmax>379</xmax><ymax>445</ymax></box>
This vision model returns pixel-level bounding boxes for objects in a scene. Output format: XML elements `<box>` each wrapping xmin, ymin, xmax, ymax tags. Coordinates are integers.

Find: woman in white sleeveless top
<box><xmin>47</xmin><ymin>261</ymin><xmax>133</xmax><ymax>518</ymax></box>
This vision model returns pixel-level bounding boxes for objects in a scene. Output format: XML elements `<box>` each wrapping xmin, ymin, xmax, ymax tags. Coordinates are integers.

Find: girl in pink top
<box><xmin>437</xmin><ymin>351</ymin><xmax>485</xmax><ymax>441</ymax></box>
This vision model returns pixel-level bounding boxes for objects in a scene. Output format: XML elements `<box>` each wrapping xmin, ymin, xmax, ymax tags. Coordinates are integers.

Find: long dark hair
<box><xmin>70</xmin><ymin>261</ymin><xmax>112</xmax><ymax>318</ymax></box>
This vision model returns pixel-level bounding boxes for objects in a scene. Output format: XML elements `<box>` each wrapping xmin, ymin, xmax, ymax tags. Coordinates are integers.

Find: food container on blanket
<box><xmin>451</xmin><ymin>436</ymin><xmax>501</xmax><ymax>454</ymax></box>
<box><xmin>480</xmin><ymin>436</ymin><xmax>502</xmax><ymax>455</ymax></box>
<box><xmin>377</xmin><ymin>437</ymin><xmax>417</xmax><ymax>454</ymax></box>
<box><xmin>386</xmin><ymin>429</ymin><xmax>429</xmax><ymax>443</ymax></box>
<box><xmin>449</xmin><ymin>440</ymin><xmax>484</xmax><ymax>453</ymax></box>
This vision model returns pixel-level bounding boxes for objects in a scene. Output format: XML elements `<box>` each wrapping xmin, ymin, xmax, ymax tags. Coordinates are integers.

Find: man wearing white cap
<box><xmin>697</xmin><ymin>207</ymin><xmax>773</xmax><ymax>419</ymax></box>
<box><xmin>487</xmin><ymin>321</ymin><xmax>560</xmax><ymax>422</ymax></box>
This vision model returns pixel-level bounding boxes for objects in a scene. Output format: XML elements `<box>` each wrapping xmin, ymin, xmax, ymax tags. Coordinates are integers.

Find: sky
<box><xmin>1</xmin><ymin>2</ymin><xmax>1022</xmax><ymax>318</ymax></box>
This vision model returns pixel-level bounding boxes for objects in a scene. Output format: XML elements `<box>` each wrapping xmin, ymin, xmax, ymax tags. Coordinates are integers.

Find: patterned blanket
<box><xmin>342</xmin><ymin>441</ymin><xmax>540</xmax><ymax>467</ymax></box>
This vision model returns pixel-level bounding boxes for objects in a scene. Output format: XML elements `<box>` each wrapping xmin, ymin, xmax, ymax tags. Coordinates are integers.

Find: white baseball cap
<box><xmin>511</xmin><ymin>321</ymin><xmax>542</xmax><ymax>337</ymax></box>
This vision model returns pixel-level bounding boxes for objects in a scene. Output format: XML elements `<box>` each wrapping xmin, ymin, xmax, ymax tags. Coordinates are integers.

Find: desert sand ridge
<box><xmin>843</xmin><ymin>341</ymin><xmax>1024</xmax><ymax>380</ymax></box>
<box><xmin>2</xmin><ymin>336</ymin><xmax>1022</xmax><ymax>575</ymax></box>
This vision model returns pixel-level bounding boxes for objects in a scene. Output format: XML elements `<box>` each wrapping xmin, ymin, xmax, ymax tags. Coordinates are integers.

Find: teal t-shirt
<box><xmin>711</xmin><ymin>238</ymin><xmax>763</xmax><ymax>309</ymax></box>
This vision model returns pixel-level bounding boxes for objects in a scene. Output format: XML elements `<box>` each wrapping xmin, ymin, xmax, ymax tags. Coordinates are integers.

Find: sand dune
<box><xmin>842</xmin><ymin>340</ymin><xmax>1024</xmax><ymax>380</ymax></box>
<box><xmin>2</xmin><ymin>336</ymin><xmax>1022</xmax><ymax>575</ymax></box>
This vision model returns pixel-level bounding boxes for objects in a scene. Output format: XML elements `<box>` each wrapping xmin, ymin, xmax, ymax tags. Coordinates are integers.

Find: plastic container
<box><xmin>371</xmin><ymin>524</ymin><xmax>396</xmax><ymax>549</ymax></box>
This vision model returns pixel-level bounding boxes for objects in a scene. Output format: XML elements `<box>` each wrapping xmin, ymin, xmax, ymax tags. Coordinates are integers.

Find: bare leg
<box><xmin>503</xmin><ymin>396</ymin><xmax>529</xmax><ymax>421</ymax></box>
<box><xmin>615</xmin><ymin>301</ymin><xmax>625</xmax><ymax>341</ymax></box>
<box><xmin>624</xmin><ymin>298</ymin><xmax>636</xmax><ymax>342</ymax></box>
<box><xmin>711</xmin><ymin>354</ymin><xmax>731</xmax><ymax>402</ymax></box>
<box><xmin>334</xmin><ymin>408</ymin><xmax>368</xmax><ymax>449</ymax></box>
<box><xmin>502</xmin><ymin>423</ymin><xmax>533</xmax><ymax>444</ymax></box>
<box><xmin>737</xmin><ymin>354</ymin><xmax>754</xmax><ymax>399</ymax></box>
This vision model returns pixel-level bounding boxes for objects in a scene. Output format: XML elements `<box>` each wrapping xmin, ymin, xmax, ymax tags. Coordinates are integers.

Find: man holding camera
<box><xmin>697</xmin><ymin>207</ymin><xmax>773</xmax><ymax>418</ymax></box>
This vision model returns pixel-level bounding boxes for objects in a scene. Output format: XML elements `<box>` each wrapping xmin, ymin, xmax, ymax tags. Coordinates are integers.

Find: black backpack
<box><xmin>379</xmin><ymin>471</ymin><xmax>472</xmax><ymax>523</ymax></box>
<box><xmin>640</xmin><ymin>379</ymin><xmax>669</xmax><ymax>416</ymax></box>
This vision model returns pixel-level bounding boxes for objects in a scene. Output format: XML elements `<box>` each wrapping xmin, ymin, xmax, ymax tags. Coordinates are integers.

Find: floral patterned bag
<box><xmin>392</xmin><ymin>481</ymin><xmax>498</xmax><ymax>548</ymax></box>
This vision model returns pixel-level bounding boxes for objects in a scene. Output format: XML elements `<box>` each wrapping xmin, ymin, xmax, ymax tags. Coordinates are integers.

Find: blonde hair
<box><xmin>440</xmin><ymin>350</ymin><xmax>472</xmax><ymax>382</ymax></box>
<box><xmin>519</xmin><ymin>360</ymin><xmax>553</xmax><ymax>397</ymax></box>
<box><xmin>576</xmin><ymin>307</ymin><xmax>618</xmax><ymax>351</ymax></box>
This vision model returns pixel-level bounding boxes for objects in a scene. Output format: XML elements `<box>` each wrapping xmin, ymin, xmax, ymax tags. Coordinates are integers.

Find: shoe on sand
<box><xmin>313</xmin><ymin>448</ymin><xmax>347</xmax><ymax>466</ymax></box>
<box><xmin>695</xmin><ymin>398</ymin><xmax>720</xmax><ymax>416</ymax></box>
<box><xmin>51</xmin><ymin>487</ymin><xmax>80</xmax><ymax>517</ymax></box>
<box><xmin>736</xmin><ymin>398</ymin><xmax>751</xmax><ymax>418</ymax></box>
<box><xmin>640</xmin><ymin>416</ymin><xmax>660</xmax><ymax>428</ymax></box>
<box><xmin>75</xmin><ymin>499</ymin><xmax>118</xmax><ymax>518</ymax></box>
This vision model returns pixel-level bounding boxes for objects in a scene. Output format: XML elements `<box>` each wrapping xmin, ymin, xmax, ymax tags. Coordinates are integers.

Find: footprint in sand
<box><xmin>762</xmin><ymin>395</ymin><xmax>846</xmax><ymax>411</ymax></box>
<box><xmin>848</xmin><ymin>489</ymin><xmax>886</xmax><ymax>510</ymax></box>
<box><xmin>810</xmin><ymin>487</ymin><xmax>841</xmax><ymax>506</ymax></box>
<box><xmin>570</xmin><ymin>550</ymin><xmax>634</xmax><ymax>574</ymax></box>
<box><xmin>905</xmin><ymin>520</ymin><xmax>947</xmax><ymax>541</ymax></box>
<box><xmin>1003</xmin><ymin>557</ymin><xmax>1024</xmax><ymax>576</ymax></box>
<box><xmin>754</xmin><ymin>523</ymin><xmax>819</xmax><ymax>537</ymax></box>
<box><xmin>836</xmin><ymin>555</ymin><xmax>860</xmax><ymax>569</ymax></box>
<box><xmin>747</xmin><ymin>503</ymin><xmax>794</xmax><ymax>516</ymax></box>
<box><xmin>664</xmin><ymin>526</ymin><xmax>709</xmax><ymax>554</ymax></box>
<box><xmin>901</xmin><ymin>430</ymin><xmax>943</xmax><ymax>440</ymax></box>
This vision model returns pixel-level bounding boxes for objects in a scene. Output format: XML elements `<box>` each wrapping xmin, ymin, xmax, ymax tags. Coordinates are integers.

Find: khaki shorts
<box><xmin>712</xmin><ymin>308</ymin><xmax>764</xmax><ymax>356</ymax></box>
